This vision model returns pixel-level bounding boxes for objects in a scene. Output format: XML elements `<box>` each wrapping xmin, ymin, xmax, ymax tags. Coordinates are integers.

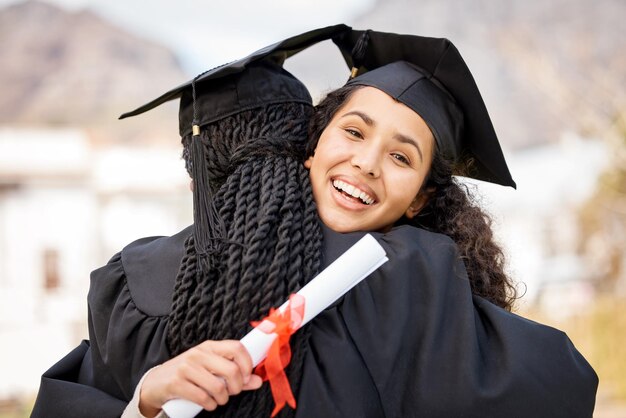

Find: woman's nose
<box><xmin>351</xmin><ymin>145</ymin><xmax>381</xmax><ymax>178</ymax></box>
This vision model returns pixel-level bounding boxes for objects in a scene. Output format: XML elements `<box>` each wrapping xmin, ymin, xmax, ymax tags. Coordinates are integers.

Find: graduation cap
<box><xmin>333</xmin><ymin>29</ymin><xmax>516</xmax><ymax>188</ymax></box>
<box><xmin>120</xmin><ymin>23</ymin><xmax>351</xmax><ymax>137</ymax></box>
<box><xmin>119</xmin><ymin>24</ymin><xmax>351</xmax><ymax>266</ymax></box>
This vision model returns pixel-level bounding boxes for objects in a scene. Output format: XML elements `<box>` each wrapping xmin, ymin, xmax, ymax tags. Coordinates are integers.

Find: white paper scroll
<box><xmin>163</xmin><ymin>233</ymin><xmax>388</xmax><ymax>418</ymax></box>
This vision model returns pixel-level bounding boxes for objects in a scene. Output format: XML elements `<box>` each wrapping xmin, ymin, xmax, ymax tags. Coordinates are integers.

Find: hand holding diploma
<box><xmin>162</xmin><ymin>233</ymin><xmax>388</xmax><ymax>418</ymax></box>
<box><xmin>138</xmin><ymin>340</ymin><xmax>263</xmax><ymax>417</ymax></box>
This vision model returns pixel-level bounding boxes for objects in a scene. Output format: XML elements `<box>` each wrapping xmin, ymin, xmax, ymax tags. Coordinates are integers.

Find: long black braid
<box><xmin>167</xmin><ymin>102</ymin><xmax>322</xmax><ymax>417</ymax></box>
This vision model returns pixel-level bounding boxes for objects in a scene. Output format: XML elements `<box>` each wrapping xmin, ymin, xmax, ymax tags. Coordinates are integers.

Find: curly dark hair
<box><xmin>308</xmin><ymin>84</ymin><xmax>517</xmax><ymax>311</ymax></box>
<box><xmin>167</xmin><ymin>102</ymin><xmax>322</xmax><ymax>418</ymax></box>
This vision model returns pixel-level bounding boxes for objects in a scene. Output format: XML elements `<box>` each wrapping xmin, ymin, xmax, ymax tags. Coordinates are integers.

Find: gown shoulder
<box><xmin>87</xmin><ymin>225</ymin><xmax>192</xmax><ymax>400</ymax></box>
<box><xmin>319</xmin><ymin>224</ymin><xmax>598</xmax><ymax>418</ymax></box>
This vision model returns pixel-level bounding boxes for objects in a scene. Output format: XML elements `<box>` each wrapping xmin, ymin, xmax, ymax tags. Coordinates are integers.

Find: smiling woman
<box><xmin>305</xmin><ymin>28</ymin><xmax>523</xmax><ymax>309</ymax></box>
<box><xmin>305</xmin><ymin>87</ymin><xmax>434</xmax><ymax>233</ymax></box>
<box><xmin>307</xmin><ymin>82</ymin><xmax>517</xmax><ymax>309</ymax></box>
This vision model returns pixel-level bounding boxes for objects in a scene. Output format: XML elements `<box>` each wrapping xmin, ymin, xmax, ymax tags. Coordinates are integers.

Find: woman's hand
<box><xmin>139</xmin><ymin>340</ymin><xmax>263</xmax><ymax>417</ymax></box>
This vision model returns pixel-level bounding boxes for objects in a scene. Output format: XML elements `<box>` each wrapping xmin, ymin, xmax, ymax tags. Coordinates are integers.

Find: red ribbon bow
<box><xmin>251</xmin><ymin>294</ymin><xmax>305</xmax><ymax>417</ymax></box>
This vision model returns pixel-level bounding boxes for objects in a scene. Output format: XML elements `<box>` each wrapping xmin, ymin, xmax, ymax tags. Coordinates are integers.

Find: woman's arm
<box><xmin>31</xmin><ymin>341</ymin><xmax>128</xmax><ymax>418</ymax></box>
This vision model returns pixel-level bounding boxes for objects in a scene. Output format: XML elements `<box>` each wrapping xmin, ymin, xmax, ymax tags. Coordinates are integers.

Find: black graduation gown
<box><xmin>31</xmin><ymin>225</ymin><xmax>598</xmax><ymax>417</ymax></box>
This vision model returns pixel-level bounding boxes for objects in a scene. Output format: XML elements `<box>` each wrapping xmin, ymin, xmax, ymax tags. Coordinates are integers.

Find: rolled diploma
<box><xmin>163</xmin><ymin>233</ymin><xmax>388</xmax><ymax>418</ymax></box>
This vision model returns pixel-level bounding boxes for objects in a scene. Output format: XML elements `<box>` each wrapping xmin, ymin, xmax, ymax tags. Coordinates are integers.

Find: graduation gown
<box><xmin>31</xmin><ymin>224</ymin><xmax>598</xmax><ymax>417</ymax></box>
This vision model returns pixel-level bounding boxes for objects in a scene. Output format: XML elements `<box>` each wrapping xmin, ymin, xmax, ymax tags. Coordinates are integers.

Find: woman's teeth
<box><xmin>332</xmin><ymin>179</ymin><xmax>375</xmax><ymax>205</ymax></box>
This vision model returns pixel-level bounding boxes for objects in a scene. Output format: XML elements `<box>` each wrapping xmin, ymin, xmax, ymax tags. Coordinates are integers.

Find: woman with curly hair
<box><xmin>306</xmin><ymin>82</ymin><xmax>516</xmax><ymax>311</ymax></box>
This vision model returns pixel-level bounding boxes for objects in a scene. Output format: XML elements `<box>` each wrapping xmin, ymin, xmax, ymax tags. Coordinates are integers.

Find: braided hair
<box><xmin>308</xmin><ymin>84</ymin><xmax>517</xmax><ymax>311</ymax></box>
<box><xmin>167</xmin><ymin>102</ymin><xmax>322</xmax><ymax>417</ymax></box>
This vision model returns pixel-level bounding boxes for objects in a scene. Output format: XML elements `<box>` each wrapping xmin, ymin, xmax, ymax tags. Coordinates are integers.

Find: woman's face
<box><xmin>305</xmin><ymin>86</ymin><xmax>435</xmax><ymax>232</ymax></box>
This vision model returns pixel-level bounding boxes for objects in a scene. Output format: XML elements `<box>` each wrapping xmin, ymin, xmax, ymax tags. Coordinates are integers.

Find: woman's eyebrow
<box><xmin>341</xmin><ymin>110</ymin><xmax>375</xmax><ymax>126</ymax></box>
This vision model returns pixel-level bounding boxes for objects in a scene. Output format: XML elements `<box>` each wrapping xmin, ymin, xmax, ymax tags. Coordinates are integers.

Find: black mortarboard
<box><xmin>333</xmin><ymin>30</ymin><xmax>516</xmax><ymax>188</ymax></box>
<box><xmin>119</xmin><ymin>24</ymin><xmax>351</xmax><ymax>267</ymax></box>
<box><xmin>120</xmin><ymin>24</ymin><xmax>350</xmax><ymax>137</ymax></box>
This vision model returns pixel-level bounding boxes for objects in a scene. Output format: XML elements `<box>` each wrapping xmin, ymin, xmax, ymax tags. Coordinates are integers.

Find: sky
<box><xmin>1</xmin><ymin>0</ymin><xmax>375</xmax><ymax>73</ymax></box>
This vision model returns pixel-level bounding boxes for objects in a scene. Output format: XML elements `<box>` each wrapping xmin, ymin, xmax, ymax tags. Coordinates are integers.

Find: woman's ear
<box><xmin>405</xmin><ymin>189</ymin><xmax>433</xmax><ymax>219</ymax></box>
<box><xmin>304</xmin><ymin>155</ymin><xmax>314</xmax><ymax>169</ymax></box>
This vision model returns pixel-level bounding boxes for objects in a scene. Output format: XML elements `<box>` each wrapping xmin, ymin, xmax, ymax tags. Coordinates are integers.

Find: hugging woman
<box><xmin>32</xmin><ymin>25</ymin><xmax>597</xmax><ymax>418</ymax></box>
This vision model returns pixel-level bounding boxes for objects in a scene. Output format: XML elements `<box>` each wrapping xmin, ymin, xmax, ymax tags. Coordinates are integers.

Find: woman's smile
<box><xmin>331</xmin><ymin>177</ymin><xmax>377</xmax><ymax>207</ymax></box>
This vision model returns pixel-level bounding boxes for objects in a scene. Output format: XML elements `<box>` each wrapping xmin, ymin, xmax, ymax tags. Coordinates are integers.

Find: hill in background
<box><xmin>0</xmin><ymin>0</ymin><xmax>187</xmax><ymax>144</ymax></box>
<box><xmin>1</xmin><ymin>0</ymin><xmax>624</xmax><ymax>149</ymax></box>
<box><xmin>349</xmin><ymin>0</ymin><xmax>626</xmax><ymax>148</ymax></box>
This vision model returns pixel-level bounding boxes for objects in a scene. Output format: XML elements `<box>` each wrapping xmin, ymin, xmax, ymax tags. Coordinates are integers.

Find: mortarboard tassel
<box><xmin>190</xmin><ymin>76</ymin><xmax>224</xmax><ymax>272</ymax></box>
<box><xmin>349</xmin><ymin>29</ymin><xmax>371</xmax><ymax>79</ymax></box>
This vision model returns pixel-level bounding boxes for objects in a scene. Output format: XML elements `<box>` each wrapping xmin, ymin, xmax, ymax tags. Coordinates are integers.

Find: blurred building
<box><xmin>472</xmin><ymin>134</ymin><xmax>610</xmax><ymax>316</ymax></box>
<box><xmin>0</xmin><ymin>127</ymin><xmax>192</xmax><ymax>398</ymax></box>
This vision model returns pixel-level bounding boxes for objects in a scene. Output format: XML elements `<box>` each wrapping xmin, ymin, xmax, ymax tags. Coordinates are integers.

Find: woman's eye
<box><xmin>345</xmin><ymin>129</ymin><xmax>362</xmax><ymax>138</ymax></box>
<box><xmin>392</xmin><ymin>153</ymin><xmax>410</xmax><ymax>165</ymax></box>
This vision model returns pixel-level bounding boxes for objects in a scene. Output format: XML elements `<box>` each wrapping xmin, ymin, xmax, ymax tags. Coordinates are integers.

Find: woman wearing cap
<box><xmin>31</xmin><ymin>25</ymin><xmax>343</xmax><ymax>418</ymax></box>
<box><xmin>32</xmin><ymin>27</ymin><xmax>597</xmax><ymax>418</ymax></box>
<box><xmin>292</xmin><ymin>30</ymin><xmax>595</xmax><ymax>417</ymax></box>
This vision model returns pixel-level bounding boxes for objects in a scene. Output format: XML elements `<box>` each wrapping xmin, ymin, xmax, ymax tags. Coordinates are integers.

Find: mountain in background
<box><xmin>349</xmin><ymin>0</ymin><xmax>626</xmax><ymax>148</ymax></box>
<box><xmin>0</xmin><ymin>0</ymin><xmax>187</xmax><ymax>143</ymax></box>
<box><xmin>1</xmin><ymin>0</ymin><xmax>624</xmax><ymax>149</ymax></box>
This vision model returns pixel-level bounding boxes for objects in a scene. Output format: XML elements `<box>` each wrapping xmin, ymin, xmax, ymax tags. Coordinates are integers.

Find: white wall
<box><xmin>0</xmin><ymin>128</ymin><xmax>192</xmax><ymax>397</ymax></box>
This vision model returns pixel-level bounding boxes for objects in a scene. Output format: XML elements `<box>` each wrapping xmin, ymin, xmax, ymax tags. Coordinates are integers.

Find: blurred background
<box><xmin>0</xmin><ymin>0</ymin><xmax>624</xmax><ymax>416</ymax></box>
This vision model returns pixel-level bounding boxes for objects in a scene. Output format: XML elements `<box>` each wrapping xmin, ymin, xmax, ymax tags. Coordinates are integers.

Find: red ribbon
<box><xmin>251</xmin><ymin>294</ymin><xmax>305</xmax><ymax>417</ymax></box>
